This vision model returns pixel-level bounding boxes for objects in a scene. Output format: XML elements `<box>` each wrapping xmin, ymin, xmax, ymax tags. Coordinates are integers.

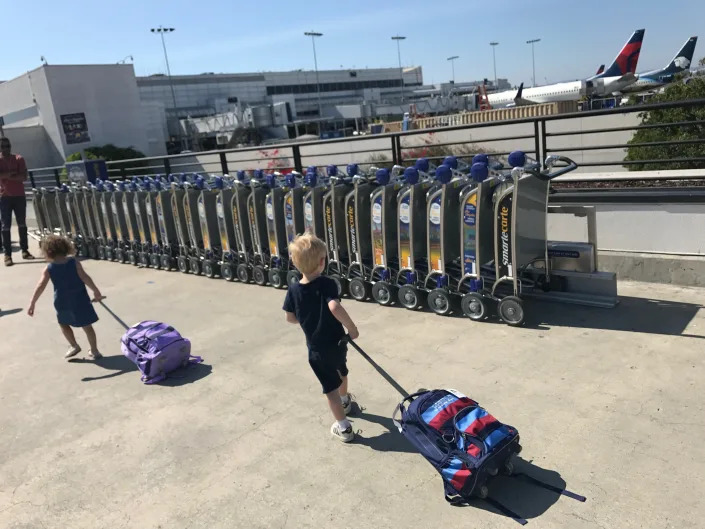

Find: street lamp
<box><xmin>117</xmin><ymin>55</ymin><xmax>134</xmax><ymax>64</ymax></box>
<box><xmin>391</xmin><ymin>35</ymin><xmax>406</xmax><ymax>103</ymax></box>
<box><xmin>526</xmin><ymin>38</ymin><xmax>541</xmax><ymax>87</ymax></box>
<box><xmin>151</xmin><ymin>26</ymin><xmax>181</xmax><ymax>149</ymax></box>
<box><xmin>304</xmin><ymin>31</ymin><xmax>323</xmax><ymax>121</ymax></box>
<box><xmin>489</xmin><ymin>42</ymin><xmax>499</xmax><ymax>91</ymax></box>
<box><xmin>447</xmin><ymin>55</ymin><xmax>459</xmax><ymax>84</ymax></box>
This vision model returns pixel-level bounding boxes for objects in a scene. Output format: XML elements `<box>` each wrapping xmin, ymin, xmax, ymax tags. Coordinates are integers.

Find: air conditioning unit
<box><xmin>216</xmin><ymin>133</ymin><xmax>230</xmax><ymax>145</ymax></box>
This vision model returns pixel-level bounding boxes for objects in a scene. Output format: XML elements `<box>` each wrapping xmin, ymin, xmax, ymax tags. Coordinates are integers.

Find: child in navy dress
<box><xmin>28</xmin><ymin>235</ymin><xmax>105</xmax><ymax>360</ymax></box>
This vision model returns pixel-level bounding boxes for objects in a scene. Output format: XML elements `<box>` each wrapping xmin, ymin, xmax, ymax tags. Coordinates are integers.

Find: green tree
<box><xmin>64</xmin><ymin>144</ymin><xmax>147</xmax><ymax>179</ymax></box>
<box><xmin>624</xmin><ymin>78</ymin><xmax>705</xmax><ymax>171</ymax></box>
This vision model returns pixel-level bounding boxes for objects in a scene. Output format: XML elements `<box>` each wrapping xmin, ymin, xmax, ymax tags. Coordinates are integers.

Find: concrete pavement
<box><xmin>1</xmin><ymin>235</ymin><xmax>704</xmax><ymax>529</ymax></box>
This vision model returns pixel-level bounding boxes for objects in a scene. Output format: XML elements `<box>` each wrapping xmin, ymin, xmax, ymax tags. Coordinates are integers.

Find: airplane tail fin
<box><xmin>596</xmin><ymin>64</ymin><xmax>605</xmax><ymax>75</ymax></box>
<box><xmin>665</xmin><ymin>36</ymin><xmax>698</xmax><ymax>72</ymax></box>
<box><xmin>600</xmin><ymin>29</ymin><xmax>645</xmax><ymax>77</ymax></box>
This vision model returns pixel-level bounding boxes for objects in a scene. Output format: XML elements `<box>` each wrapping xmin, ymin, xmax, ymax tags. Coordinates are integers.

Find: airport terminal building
<box><xmin>0</xmin><ymin>64</ymin><xmax>428</xmax><ymax>167</ymax></box>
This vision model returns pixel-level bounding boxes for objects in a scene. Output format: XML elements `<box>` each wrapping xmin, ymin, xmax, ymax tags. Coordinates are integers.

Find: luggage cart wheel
<box><xmin>105</xmin><ymin>248</ymin><xmax>114</xmax><ymax>261</ymax></box>
<box><xmin>329</xmin><ymin>274</ymin><xmax>347</xmax><ymax>297</ymax></box>
<box><xmin>128</xmin><ymin>252</ymin><xmax>138</xmax><ymax>266</ymax></box>
<box><xmin>140</xmin><ymin>252</ymin><xmax>150</xmax><ymax>267</ymax></box>
<box><xmin>461</xmin><ymin>292</ymin><xmax>487</xmax><ymax>321</ymax></box>
<box><xmin>398</xmin><ymin>285</ymin><xmax>423</xmax><ymax>310</ymax></box>
<box><xmin>203</xmin><ymin>260</ymin><xmax>216</xmax><ymax>279</ymax></box>
<box><xmin>286</xmin><ymin>270</ymin><xmax>301</xmax><ymax>287</ymax></box>
<box><xmin>348</xmin><ymin>278</ymin><xmax>371</xmax><ymax>301</ymax></box>
<box><xmin>97</xmin><ymin>246</ymin><xmax>106</xmax><ymax>260</ymax></box>
<box><xmin>150</xmin><ymin>254</ymin><xmax>161</xmax><ymax>269</ymax></box>
<box><xmin>161</xmin><ymin>255</ymin><xmax>173</xmax><ymax>270</ymax></box>
<box><xmin>488</xmin><ymin>466</ymin><xmax>499</xmax><ymax>476</ymax></box>
<box><xmin>502</xmin><ymin>461</ymin><xmax>514</xmax><ymax>476</ymax></box>
<box><xmin>236</xmin><ymin>263</ymin><xmax>251</xmax><ymax>283</ymax></box>
<box><xmin>428</xmin><ymin>289</ymin><xmax>453</xmax><ymax>316</ymax></box>
<box><xmin>189</xmin><ymin>258</ymin><xmax>201</xmax><ymax>275</ymax></box>
<box><xmin>221</xmin><ymin>263</ymin><xmax>235</xmax><ymax>282</ymax></box>
<box><xmin>268</xmin><ymin>268</ymin><xmax>285</xmax><ymax>289</ymax></box>
<box><xmin>79</xmin><ymin>245</ymin><xmax>89</xmax><ymax>258</ymax></box>
<box><xmin>115</xmin><ymin>248</ymin><xmax>125</xmax><ymax>263</ymax></box>
<box><xmin>88</xmin><ymin>244</ymin><xmax>98</xmax><ymax>260</ymax></box>
<box><xmin>498</xmin><ymin>296</ymin><xmax>525</xmax><ymax>326</ymax></box>
<box><xmin>177</xmin><ymin>256</ymin><xmax>189</xmax><ymax>273</ymax></box>
<box><xmin>372</xmin><ymin>281</ymin><xmax>396</xmax><ymax>306</ymax></box>
<box><xmin>253</xmin><ymin>265</ymin><xmax>268</xmax><ymax>286</ymax></box>
<box><xmin>477</xmin><ymin>485</ymin><xmax>489</xmax><ymax>499</ymax></box>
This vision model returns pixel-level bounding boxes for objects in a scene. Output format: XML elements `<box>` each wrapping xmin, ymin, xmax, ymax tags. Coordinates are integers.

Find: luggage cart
<box><xmin>96</xmin><ymin>181</ymin><xmax>119</xmax><ymax>261</ymax></box>
<box><xmin>111</xmin><ymin>182</ymin><xmax>132</xmax><ymax>263</ymax></box>
<box><xmin>247</xmin><ymin>173</ymin><xmax>272</xmax><ymax>285</ymax></box>
<box><xmin>282</xmin><ymin>171</ymin><xmax>312</xmax><ymax>287</ymax></box>
<box><xmin>31</xmin><ymin>187</ymin><xmax>50</xmax><ymax>238</ymax></box>
<box><xmin>131</xmin><ymin>180</ymin><xmax>153</xmax><ymax>267</ymax></box>
<box><xmin>182</xmin><ymin>176</ymin><xmax>206</xmax><ymax>274</ymax></box>
<box><xmin>396</xmin><ymin>162</ymin><xmax>436</xmax><ymax>310</ymax></box>
<box><xmin>214</xmin><ymin>176</ymin><xmax>240</xmax><ymax>281</ymax></box>
<box><xmin>424</xmin><ymin>164</ymin><xmax>469</xmax><ymax>316</ymax></box>
<box><xmin>301</xmin><ymin>167</ymin><xmax>328</xmax><ymax>241</ymax></box>
<box><xmin>369</xmin><ymin>167</ymin><xmax>405</xmax><ymax>306</ymax></box>
<box><xmin>169</xmin><ymin>178</ymin><xmax>197</xmax><ymax>273</ymax></box>
<box><xmin>265</xmin><ymin>173</ymin><xmax>294</xmax><ymax>289</ymax></box>
<box><xmin>483</xmin><ymin>152</ymin><xmax>579</xmax><ymax>325</ymax></box>
<box><xmin>322</xmin><ymin>165</ymin><xmax>354</xmax><ymax>295</ymax></box>
<box><xmin>151</xmin><ymin>179</ymin><xmax>180</xmax><ymax>270</ymax></box>
<box><xmin>87</xmin><ymin>181</ymin><xmax>112</xmax><ymax>260</ymax></box>
<box><xmin>231</xmin><ymin>171</ymin><xmax>257</xmax><ymax>283</ymax></box>
<box><xmin>197</xmin><ymin>176</ymin><xmax>225</xmax><ymax>278</ymax></box>
<box><xmin>66</xmin><ymin>185</ymin><xmax>91</xmax><ymax>258</ymax></box>
<box><xmin>143</xmin><ymin>179</ymin><xmax>167</xmax><ymax>269</ymax></box>
<box><xmin>120</xmin><ymin>181</ymin><xmax>144</xmax><ymax>266</ymax></box>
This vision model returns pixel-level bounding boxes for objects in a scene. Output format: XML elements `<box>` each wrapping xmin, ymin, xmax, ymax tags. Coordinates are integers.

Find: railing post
<box><xmin>391</xmin><ymin>135</ymin><xmax>399</xmax><ymax>165</ymax></box>
<box><xmin>163</xmin><ymin>158</ymin><xmax>171</xmax><ymax>176</ymax></box>
<box><xmin>540</xmin><ymin>120</ymin><xmax>548</xmax><ymax>169</ymax></box>
<box><xmin>29</xmin><ymin>171</ymin><xmax>36</xmax><ymax>188</ymax></box>
<box><xmin>219</xmin><ymin>151</ymin><xmax>229</xmax><ymax>175</ymax></box>
<box><xmin>292</xmin><ymin>144</ymin><xmax>303</xmax><ymax>173</ymax></box>
<box><xmin>53</xmin><ymin>169</ymin><xmax>60</xmax><ymax>186</ymax></box>
<box><xmin>120</xmin><ymin>166</ymin><xmax>127</xmax><ymax>180</ymax></box>
<box><xmin>533</xmin><ymin>119</ymin><xmax>541</xmax><ymax>165</ymax></box>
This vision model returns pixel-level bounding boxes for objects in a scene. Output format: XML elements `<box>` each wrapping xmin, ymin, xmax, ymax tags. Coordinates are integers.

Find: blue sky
<box><xmin>3</xmin><ymin>0</ymin><xmax>704</xmax><ymax>86</ymax></box>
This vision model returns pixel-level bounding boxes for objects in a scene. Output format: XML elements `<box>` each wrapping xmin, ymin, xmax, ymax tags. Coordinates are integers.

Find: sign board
<box><xmin>65</xmin><ymin>159</ymin><xmax>108</xmax><ymax>185</ymax></box>
<box><xmin>60</xmin><ymin>113</ymin><xmax>91</xmax><ymax>144</ymax></box>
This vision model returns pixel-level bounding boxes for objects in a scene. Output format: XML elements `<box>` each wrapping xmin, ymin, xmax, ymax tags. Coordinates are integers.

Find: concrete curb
<box><xmin>598</xmin><ymin>250</ymin><xmax>705</xmax><ymax>287</ymax></box>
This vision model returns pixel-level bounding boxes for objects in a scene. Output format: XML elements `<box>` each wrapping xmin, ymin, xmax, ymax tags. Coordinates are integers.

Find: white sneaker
<box><xmin>331</xmin><ymin>422</ymin><xmax>355</xmax><ymax>443</ymax></box>
<box><xmin>341</xmin><ymin>394</ymin><xmax>353</xmax><ymax>415</ymax></box>
<box><xmin>64</xmin><ymin>346</ymin><xmax>82</xmax><ymax>359</ymax></box>
<box><xmin>87</xmin><ymin>350</ymin><xmax>103</xmax><ymax>361</ymax></box>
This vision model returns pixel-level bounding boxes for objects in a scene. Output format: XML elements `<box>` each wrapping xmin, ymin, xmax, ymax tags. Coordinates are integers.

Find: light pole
<box><xmin>526</xmin><ymin>38</ymin><xmax>541</xmax><ymax>87</ymax></box>
<box><xmin>391</xmin><ymin>35</ymin><xmax>406</xmax><ymax>103</ymax></box>
<box><xmin>447</xmin><ymin>55</ymin><xmax>459</xmax><ymax>84</ymax></box>
<box><xmin>304</xmin><ymin>31</ymin><xmax>323</xmax><ymax>122</ymax></box>
<box><xmin>151</xmin><ymin>26</ymin><xmax>181</xmax><ymax>149</ymax></box>
<box><xmin>489</xmin><ymin>42</ymin><xmax>499</xmax><ymax>91</ymax></box>
<box><xmin>117</xmin><ymin>55</ymin><xmax>134</xmax><ymax>64</ymax></box>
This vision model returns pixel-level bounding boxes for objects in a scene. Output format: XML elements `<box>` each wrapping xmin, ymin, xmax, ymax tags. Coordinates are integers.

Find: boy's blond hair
<box><xmin>289</xmin><ymin>232</ymin><xmax>327</xmax><ymax>276</ymax></box>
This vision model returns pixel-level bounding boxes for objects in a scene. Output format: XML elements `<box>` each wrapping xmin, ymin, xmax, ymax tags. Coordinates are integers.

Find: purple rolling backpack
<box><xmin>121</xmin><ymin>321</ymin><xmax>202</xmax><ymax>384</ymax></box>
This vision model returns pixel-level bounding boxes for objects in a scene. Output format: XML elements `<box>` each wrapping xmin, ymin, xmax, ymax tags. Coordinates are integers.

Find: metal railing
<box><xmin>27</xmin><ymin>98</ymin><xmax>705</xmax><ymax>190</ymax></box>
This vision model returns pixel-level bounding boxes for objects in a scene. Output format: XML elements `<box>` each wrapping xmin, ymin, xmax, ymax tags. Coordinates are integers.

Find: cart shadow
<box><xmin>0</xmin><ymin>308</ymin><xmax>23</xmax><ymax>317</ymax></box>
<box><xmin>464</xmin><ymin>457</ymin><xmax>583</xmax><ymax>522</ymax></box>
<box><xmin>525</xmin><ymin>296</ymin><xmax>704</xmax><ymax>337</ymax></box>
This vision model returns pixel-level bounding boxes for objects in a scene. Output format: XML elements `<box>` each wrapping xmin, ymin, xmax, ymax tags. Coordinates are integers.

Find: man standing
<box><xmin>0</xmin><ymin>137</ymin><xmax>34</xmax><ymax>266</ymax></box>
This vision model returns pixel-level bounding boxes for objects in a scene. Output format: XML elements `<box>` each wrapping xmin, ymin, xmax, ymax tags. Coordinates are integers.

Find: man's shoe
<box><xmin>22</xmin><ymin>250</ymin><xmax>35</xmax><ymax>260</ymax></box>
<box><xmin>4</xmin><ymin>256</ymin><xmax>13</xmax><ymax>267</ymax></box>
<box><xmin>330</xmin><ymin>422</ymin><xmax>355</xmax><ymax>443</ymax></box>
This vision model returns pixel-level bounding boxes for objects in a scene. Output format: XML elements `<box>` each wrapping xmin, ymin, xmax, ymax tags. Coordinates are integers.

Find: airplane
<box><xmin>618</xmin><ymin>36</ymin><xmax>698</xmax><ymax>94</ymax></box>
<box><xmin>588</xmin><ymin>29</ymin><xmax>645</xmax><ymax>96</ymax></box>
<box><xmin>486</xmin><ymin>29</ymin><xmax>645</xmax><ymax>108</ymax></box>
<box><xmin>595</xmin><ymin>65</ymin><xmax>605</xmax><ymax>76</ymax></box>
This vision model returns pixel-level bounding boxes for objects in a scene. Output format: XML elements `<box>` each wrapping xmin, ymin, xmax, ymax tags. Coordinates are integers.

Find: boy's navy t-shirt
<box><xmin>283</xmin><ymin>276</ymin><xmax>345</xmax><ymax>351</ymax></box>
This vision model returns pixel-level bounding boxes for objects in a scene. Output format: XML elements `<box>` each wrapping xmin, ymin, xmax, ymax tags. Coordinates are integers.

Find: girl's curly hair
<box><xmin>41</xmin><ymin>235</ymin><xmax>75</xmax><ymax>259</ymax></box>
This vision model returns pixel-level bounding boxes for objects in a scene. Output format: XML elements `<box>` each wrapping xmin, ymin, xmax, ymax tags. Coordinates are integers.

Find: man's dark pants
<box><xmin>0</xmin><ymin>196</ymin><xmax>28</xmax><ymax>257</ymax></box>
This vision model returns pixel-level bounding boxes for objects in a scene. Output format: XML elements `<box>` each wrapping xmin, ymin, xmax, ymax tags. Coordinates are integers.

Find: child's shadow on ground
<box><xmin>350</xmin><ymin>405</ymin><xmax>416</xmax><ymax>454</ymax></box>
<box><xmin>72</xmin><ymin>355</ymin><xmax>212</xmax><ymax>385</ymax></box>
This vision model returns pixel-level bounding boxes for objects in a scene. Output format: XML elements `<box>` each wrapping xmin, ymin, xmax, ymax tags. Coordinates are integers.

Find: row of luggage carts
<box><xmin>32</xmin><ymin>151</ymin><xmax>578</xmax><ymax>326</ymax></box>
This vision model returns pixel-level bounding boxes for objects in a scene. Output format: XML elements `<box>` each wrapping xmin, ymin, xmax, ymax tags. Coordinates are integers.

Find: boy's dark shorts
<box><xmin>308</xmin><ymin>344</ymin><xmax>348</xmax><ymax>394</ymax></box>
